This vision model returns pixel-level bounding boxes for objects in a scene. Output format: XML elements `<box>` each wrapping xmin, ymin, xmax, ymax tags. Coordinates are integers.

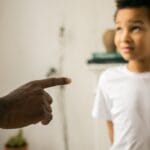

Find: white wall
<box><xmin>0</xmin><ymin>0</ymin><xmax>115</xmax><ymax>150</ymax></box>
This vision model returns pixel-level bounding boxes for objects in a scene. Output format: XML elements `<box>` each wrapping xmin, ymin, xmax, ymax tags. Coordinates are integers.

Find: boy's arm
<box><xmin>106</xmin><ymin>120</ymin><xmax>114</xmax><ymax>144</ymax></box>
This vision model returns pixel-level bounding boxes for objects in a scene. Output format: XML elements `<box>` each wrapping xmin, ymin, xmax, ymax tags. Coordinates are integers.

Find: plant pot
<box><xmin>4</xmin><ymin>146</ymin><xmax>28</xmax><ymax>150</ymax></box>
<box><xmin>102</xmin><ymin>29</ymin><xmax>116</xmax><ymax>53</ymax></box>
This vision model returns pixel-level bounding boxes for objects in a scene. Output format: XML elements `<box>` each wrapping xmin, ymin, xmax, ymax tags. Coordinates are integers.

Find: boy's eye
<box><xmin>115</xmin><ymin>27</ymin><xmax>122</xmax><ymax>33</ymax></box>
<box><xmin>131</xmin><ymin>26</ymin><xmax>141</xmax><ymax>32</ymax></box>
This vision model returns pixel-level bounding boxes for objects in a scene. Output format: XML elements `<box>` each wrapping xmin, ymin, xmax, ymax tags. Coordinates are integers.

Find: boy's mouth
<box><xmin>120</xmin><ymin>46</ymin><xmax>134</xmax><ymax>53</ymax></box>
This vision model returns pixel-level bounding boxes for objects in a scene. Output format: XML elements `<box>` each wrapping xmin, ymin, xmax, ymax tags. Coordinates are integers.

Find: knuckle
<box><xmin>37</xmin><ymin>89</ymin><xmax>45</xmax><ymax>95</ymax></box>
<box><xmin>41</xmin><ymin>114</ymin><xmax>53</xmax><ymax>125</ymax></box>
<box><xmin>32</xmin><ymin>88</ymin><xmax>44</xmax><ymax>96</ymax></box>
<box><xmin>30</xmin><ymin>81</ymin><xmax>39</xmax><ymax>87</ymax></box>
<box><xmin>61</xmin><ymin>77</ymin><xmax>68</xmax><ymax>83</ymax></box>
<box><xmin>24</xmin><ymin>81</ymin><xmax>37</xmax><ymax>89</ymax></box>
<box><xmin>49</xmin><ymin>98</ymin><xmax>53</xmax><ymax>104</ymax></box>
<box><xmin>50</xmin><ymin>78</ymin><xmax>57</xmax><ymax>85</ymax></box>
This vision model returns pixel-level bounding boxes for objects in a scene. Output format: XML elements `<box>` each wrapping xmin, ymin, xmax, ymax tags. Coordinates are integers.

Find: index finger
<box><xmin>35</xmin><ymin>77</ymin><xmax>71</xmax><ymax>89</ymax></box>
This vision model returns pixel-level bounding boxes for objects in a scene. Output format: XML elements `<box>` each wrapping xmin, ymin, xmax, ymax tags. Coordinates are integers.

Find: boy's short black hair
<box><xmin>116</xmin><ymin>0</ymin><xmax>150</xmax><ymax>9</ymax></box>
<box><xmin>115</xmin><ymin>0</ymin><xmax>150</xmax><ymax>20</ymax></box>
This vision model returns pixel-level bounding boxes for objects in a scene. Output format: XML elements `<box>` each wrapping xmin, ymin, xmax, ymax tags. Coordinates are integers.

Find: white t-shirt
<box><xmin>92</xmin><ymin>65</ymin><xmax>150</xmax><ymax>150</ymax></box>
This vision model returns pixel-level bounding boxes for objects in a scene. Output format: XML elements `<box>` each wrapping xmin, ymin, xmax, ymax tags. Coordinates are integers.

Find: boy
<box><xmin>92</xmin><ymin>0</ymin><xmax>150</xmax><ymax>149</ymax></box>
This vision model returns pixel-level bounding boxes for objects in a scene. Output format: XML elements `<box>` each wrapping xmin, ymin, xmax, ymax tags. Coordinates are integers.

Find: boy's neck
<box><xmin>128</xmin><ymin>60</ymin><xmax>150</xmax><ymax>73</ymax></box>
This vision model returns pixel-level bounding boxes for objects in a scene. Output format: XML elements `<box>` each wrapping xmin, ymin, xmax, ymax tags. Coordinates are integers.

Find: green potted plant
<box><xmin>4</xmin><ymin>129</ymin><xmax>28</xmax><ymax>150</ymax></box>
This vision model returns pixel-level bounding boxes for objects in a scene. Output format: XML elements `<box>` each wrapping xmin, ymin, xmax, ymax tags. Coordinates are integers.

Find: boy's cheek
<box><xmin>114</xmin><ymin>37</ymin><xmax>119</xmax><ymax>49</ymax></box>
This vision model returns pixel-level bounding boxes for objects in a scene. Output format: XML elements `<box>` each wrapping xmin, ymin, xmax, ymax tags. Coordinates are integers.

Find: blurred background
<box><xmin>0</xmin><ymin>0</ymin><xmax>116</xmax><ymax>150</ymax></box>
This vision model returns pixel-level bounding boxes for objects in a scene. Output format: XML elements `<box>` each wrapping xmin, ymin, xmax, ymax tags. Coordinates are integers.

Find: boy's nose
<box><xmin>120</xmin><ymin>30</ymin><xmax>131</xmax><ymax>43</ymax></box>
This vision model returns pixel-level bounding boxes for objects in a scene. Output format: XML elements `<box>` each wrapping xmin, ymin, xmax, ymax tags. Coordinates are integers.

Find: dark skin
<box><xmin>0</xmin><ymin>77</ymin><xmax>71</xmax><ymax>129</ymax></box>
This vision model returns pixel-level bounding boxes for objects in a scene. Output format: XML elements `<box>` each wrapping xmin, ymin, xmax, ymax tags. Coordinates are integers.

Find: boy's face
<box><xmin>114</xmin><ymin>7</ymin><xmax>150</xmax><ymax>63</ymax></box>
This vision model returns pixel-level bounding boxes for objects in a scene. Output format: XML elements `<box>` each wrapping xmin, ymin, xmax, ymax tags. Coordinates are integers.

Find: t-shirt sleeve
<box><xmin>92</xmin><ymin>75</ymin><xmax>112</xmax><ymax>121</ymax></box>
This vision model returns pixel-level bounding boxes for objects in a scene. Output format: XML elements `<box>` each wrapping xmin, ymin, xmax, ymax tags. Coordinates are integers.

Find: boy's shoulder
<box><xmin>99</xmin><ymin>65</ymin><xmax>126</xmax><ymax>83</ymax></box>
<box><xmin>101</xmin><ymin>64</ymin><xmax>125</xmax><ymax>76</ymax></box>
